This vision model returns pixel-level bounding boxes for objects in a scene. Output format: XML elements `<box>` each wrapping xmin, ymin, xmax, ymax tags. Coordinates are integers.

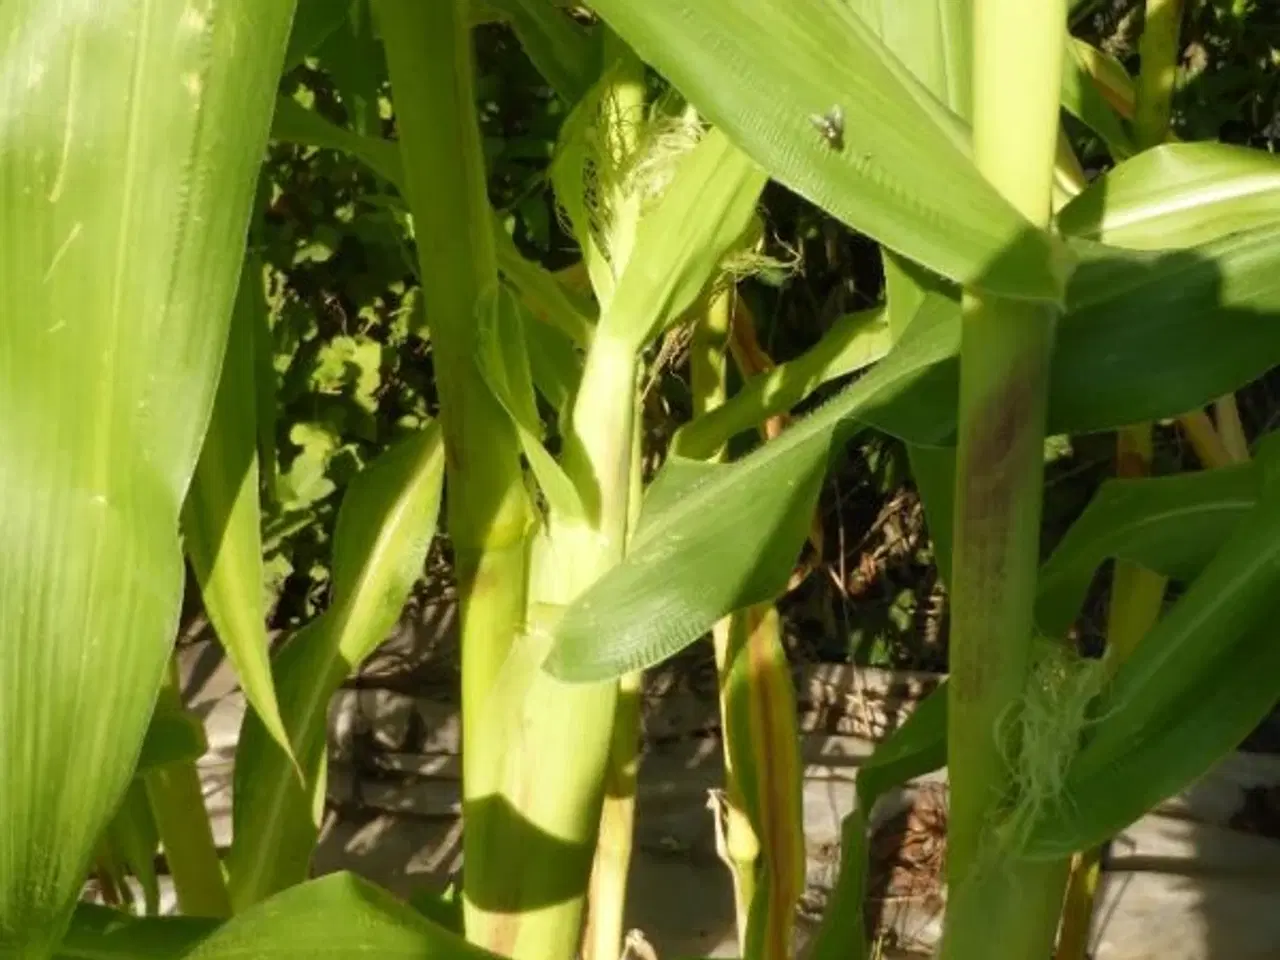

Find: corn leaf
<box><xmin>1047</xmin><ymin>228</ymin><xmax>1280</xmax><ymax>434</ymax></box>
<box><xmin>1067</xmin><ymin>34</ymin><xmax>1137</xmax><ymax>119</ymax></box>
<box><xmin>283</xmin><ymin>0</ymin><xmax>352</xmax><ymax>73</ymax></box>
<box><xmin>602</xmin><ymin>128</ymin><xmax>768</xmax><ymax>350</ymax></box>
<box><xmin>546</xmin><ymin>294</ymin><xmax>958</xmax><ymax>680</ymax></box>
<box><xmin>0</xmin><ymin>1</ymin><xmax>295</xmax><ymax>951</ymax></box>
<box><xmin>1057</xmin><ymin>142</ymin><xmax>1280</xmax><ymax>250</ymax></box>
<box><xmin>719</xmin><ymin>606</ymin><xmax>805</xmax><ymax>960</ymax></box>
<box><xmin>182</xmin><ymin>259</ymin><xmax>291</xmax><ymax>759</ymax></box>
<box><xmin>493</xmin><ymin>222</ymin><xmax>595</xmax><ymax>348</ymax></box>
<box><xmin>227</xmin><ymin>424</ymin><xmax>446</xmax><ymax>908</ymax></box>
<box><xmin>271</xmin><ymin>95</ymin><xmax>405</xmax><ymax>186</ymax></box>
<box><xmin>672</xmin><ymin>307</ymin><xmax>893</xmax><ymax>460</ymax></box>
<box><xmin>843</xmin><ymin>0</ymin><xmax>971</xmax><ymax>119</ymax></box>
<box><xmin>1060</xmin><ymin>38</ymin><xmax>1135</xmax><ymax>160</ymax></box>
<box><xmin>488</xmin><ymin>0</ymin><xmax>600</xmax><ymax>105</ymax></box>
<box><xmin>1034</xmin><ymin>463</ymin><xmax>1259</xmax><ymax>637</ymax></box>
<box><xmin>584</xmin><ymin>0</ymin><xmax>1071</xmax><ymax>303</ymax></box>
<box><xmin>1023</xmin><ymin>461</ymin><xmax>1280</xmax><ymax>857</ymax></box>
<box><xmin>477</xmin><ymin>287</ymin><xmax>586</xmax><ymax>519</ymax></box>
<box><xmin>56</xmin><ymin>874</ymin><xmax>500</xmax><ymax>959</ymax></box>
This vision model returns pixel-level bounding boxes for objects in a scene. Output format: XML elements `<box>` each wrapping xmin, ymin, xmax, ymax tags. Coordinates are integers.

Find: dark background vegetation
<box><xmin>239</xmin><ymin>1</ymin><xmax>1279</xmax><ymax>691</ymax></box>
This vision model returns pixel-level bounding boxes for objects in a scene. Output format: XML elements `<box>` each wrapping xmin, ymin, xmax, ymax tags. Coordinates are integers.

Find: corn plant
<box><xmin>6</xmin><ymin>1</ymin><xmax>1280</xmax><ymax>959</ymax></box>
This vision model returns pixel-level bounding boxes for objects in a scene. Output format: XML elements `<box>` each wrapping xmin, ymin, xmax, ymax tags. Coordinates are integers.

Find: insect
<box><xmin>809</xmin><ymin>104</ymin><xmax>845</xmax><ymax>150</ymax></box>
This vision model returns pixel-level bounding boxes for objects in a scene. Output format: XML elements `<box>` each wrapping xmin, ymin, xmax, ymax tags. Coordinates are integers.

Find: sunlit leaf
<box><xmin>1057</xmin><ymin>142</ymin><xmax>1280</xmax><ymax>250</ymax></box>
<box><xmin>228</xmin><ymin>424</ymin><xmax>446</xmax><ymax>907</ymax></box>
<box><xmin>182</xmin><ymin>259</ymin><xmax>291</xmax><ymax>760</ymax></box>
<box><xmin>0</xmin><ymin>2</ymin><xmax>295</xmax><ymax>951</ymax></box>
<box><xmin>1060</xmin><ymin>38</ymin><xmax>1135</xmax><ymax>160</ymax></box>
<box><xmin>56</xmin><ymin>874</ymin><xmax>500</xmax><ymax>959</ymax></box>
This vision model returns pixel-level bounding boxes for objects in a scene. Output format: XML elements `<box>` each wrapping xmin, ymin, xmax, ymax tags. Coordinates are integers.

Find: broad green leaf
<box><xmin>1064</xmin><ymin>33</ymin><xmax>1136</xmax><ymax>119</ymax></box>
<box><xmin>182</xmin><ymin>259</ymin><xmax>291</xmax><ymax>760</ymax></box>
<box><xmin>282</xmin><ymin>0</ymin><xmax>352</xmax><ymax>72</ymax></box>
<box><xmin>672</xmin><ymin>307</ymin><xmax>893</xmax><ymax>460</ymax></box>
<box><xmin>0</xmin><ymin>2</ymin><xmax>295</xmax><ymax>952</ymax></box>
<box><xmin>1034</xmin><ymin>463</ymin><xmax>1259</xmax><ymax>637</ymax></box>
<box><xmin>602</xmin><ymin>128</ymin><xmax>768</xmax><ymax>350</ymax></box>
<box><xmin>56</xmin><ymin>875</ymin><xmax>500</xmax><ymax>960</ymax></box>
<box><xmin>1023</xmin><ymin>472</ymin><xmax>1280</xmax><ymax>858</ymax></box>
<box><xmin>808</xmin><ymin>684</ymin><xmax>948</xmax><ymax>960</ymax></box>
<box><xmin>524</xmin><ymin>315</ymin><xmax>584</xmax><ymax>426</ymax></box>
<box><xmin>492</xmin><ymin>223</ymin><xmax>595</xmax><ymax>348</ymax></box>
<box><xmin>1061</xmin><ymin>37</ymin><xmax>1135</xmax><ymax>160</ymax></box>
<box><xmin>872</xmin><ymin>225</ymin><xmax>1280</xmax><ymax>444</ymax></box>
<box><xmin>477</xmin><ymin>287</ymin><xmax>586</xmax><ymax>519</ymax></box>
<box><xmin>228</xmin><ymin>424</ymin><xmax>446</xmax><ymax>908</ymax></box>
<box><xmin>843</xmin><ymin>0</ymin><xmax>971</xmax><ymax>119</ymax></box>
<box><xmin>585</xmin><ymin>0</ymin><xmax>1071</xmax><ymax>303</ymax></box>
<box><xmin>489</xmin><ymin>0</ymin><xmax>600</xmax><ymax>105</ymax></box>
<box><xmin>1047</xmin><ymin>228</ymin><xmax>1280</xmax><ymax>434</ymax></box>
<box><xmin>1057</xmin><ymin>142</ymin><xmax>1280</xmax><ymax>250</ymax></box>
<box><xmin>270</xmin><ymin>95</ymin><xmax>405</xmax><ymax>186</ymax></box>
<box><xmin>192</xmin><ymin>874</ymin><xmax>501</xmax><ymax>959</ymax></box>
<box><xmin>546</xmin><ymin>294</ymin><xmax>958</xmax><ymax>681</ymax></box>
<box><xmin>682</xmin><ymin>218</ymin><xmax>1280</xmax><ymax>476</ymax></box>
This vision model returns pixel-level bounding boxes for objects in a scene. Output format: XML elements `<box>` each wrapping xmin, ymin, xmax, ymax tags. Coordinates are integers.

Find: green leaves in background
<box><xmin>1025</xmin><ymin>442</ymin><xmax>1280</xmax><ymax>857</ymax></box>
<box><xmin>183</xmin><ymin>257</ymin><xmax>292</xmax><ymax>760</ymax></box>
<box><xmin>56</xmin><ymin>874</ymin><xmax>499</xmax><ymax>959</ymax></box>
<box><xmin>0</xmin><ymin>2</ymin><xmax>296</xmax><ymax>952</ymax></box>
<box><xmin>228</xmin><ymin>424</ymin><xmax>445</xmax><ymax>908</ymax></box>
<box><xmin>584</xmin><ymin>0</ymin><xmax>1071</xmax><ymax>303</ymax></box>
<box><xmin>1035</xmin><ymin>463</ymin><xmax>1258</xmax><ymax>637</ymax></box>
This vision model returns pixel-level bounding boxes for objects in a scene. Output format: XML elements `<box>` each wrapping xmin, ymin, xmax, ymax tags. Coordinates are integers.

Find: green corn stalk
<box><xmin>368</xmin><ymin>2</ymin><xmax>549</xmax><ymax>952</ymax></box>
<box><xmin>142</xmin><ymin>662</ymin><xmax>231</xmax><ymax>919</ymax></box>
<box><xmin>938</xmin><ymin>0</ymin><xmax>1071</xmax><ymax>957</ymax></box>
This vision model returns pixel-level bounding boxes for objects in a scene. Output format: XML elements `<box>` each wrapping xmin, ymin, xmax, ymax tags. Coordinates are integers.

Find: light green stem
<box><xmin>144</xmin><ymin>662</ymin><xmax>230</xmax><ymax>918</ymax></box>
<box><xmin>940</xmin><ymin>0</ymin><xmax>1068</xmax><ymax>956</ymax></box>
<box><xmin>370</xmin><ymin>0</ymin><xmax>535</xmax><ymax>950</ymax></box>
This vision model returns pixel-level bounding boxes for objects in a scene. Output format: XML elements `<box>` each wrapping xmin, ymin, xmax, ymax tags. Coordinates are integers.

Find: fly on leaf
<box><xmin>809</xmin><ymin>104</ymin><xmax>844</xmax><ymax>150</ymax></box>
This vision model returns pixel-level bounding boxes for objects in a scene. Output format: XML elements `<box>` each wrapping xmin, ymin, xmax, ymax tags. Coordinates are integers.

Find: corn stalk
<box><xmin>938</xmin><ymin>0</ymin><xmax>1071</xmax><ymax>957</ymax></box>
